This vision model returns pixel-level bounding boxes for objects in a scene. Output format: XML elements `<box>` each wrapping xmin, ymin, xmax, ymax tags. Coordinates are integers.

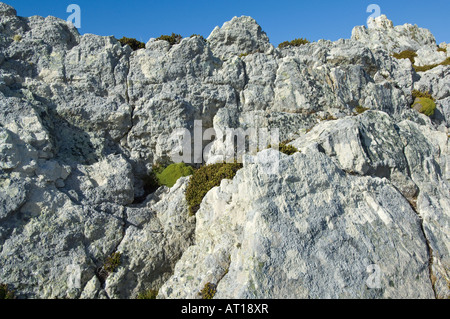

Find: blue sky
<box><xmin>5</xmin><ymin>0</ymin><xmax>450</xmax><ymax>45</ymax></box>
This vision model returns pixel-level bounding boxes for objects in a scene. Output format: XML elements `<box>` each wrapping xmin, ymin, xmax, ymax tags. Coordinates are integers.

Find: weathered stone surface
<box><xmin>0</xmin><ymin>2</ymin><xmax>448</xmax><ymax>299</ymax></box>
<box><xmin>352</xmin><ymin>15</ymin><xmax>437</xmax><ymax>53</ymax></box>
<box><xmin>207</xmin><ymin>16</ymin><xmax>275</xmax><ymax>60</ymax></box>
<box><xmin>103</xmin><ymin>177</ymin><xmax>195</xmax><ymax>299</ymax></box>
<box><xmin>159</xmin><ymin>149</ymin><xmax>436</xmax><ymax>299</ymax></box>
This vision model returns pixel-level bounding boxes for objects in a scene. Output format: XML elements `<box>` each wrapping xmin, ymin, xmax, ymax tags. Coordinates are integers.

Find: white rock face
<box><xmin>207</xmin><ymin>16</ymin><xmax>275</xmax><ymax>60</ymax></box>
<box><xmin>352</xmin><ymin>15</ymin><xmax>437</xmax><ymax>53</ymax></box>
<box><xmin>159</xmin><ymin>149</ymin><xmax>436</xmax><ymax>299</ymax></box>
<box><xmin>352</xmin><ymin>15</ymin><xmax>447</xmax><ymax>68</ymax></box>
<box><xmin>0</xmin><ymin>2</ymin><xmax>449</xmax><ymax>299</ymax></box>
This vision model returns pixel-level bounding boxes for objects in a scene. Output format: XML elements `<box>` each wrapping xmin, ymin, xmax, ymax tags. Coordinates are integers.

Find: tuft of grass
<box><xmin>392</xmin><ymin>50</ymin><xmax>417</xmax><ymax>64</ymax></box>
<box><xmin>437</xmin><ymin>47</ymin><xmax>447</xmax><ymax>53</ymax></box>
<box><xmin>199</xmin><ymin>282</ymin><xmax>217</xmax><ymax>299</ymax></box>
<box><xmin>412</xmin><ymin>90</ymin><xmax>435</xmax><ymax>101</ymax></box>
<box><xmin>0</xmin><ymin>283</ymin><xmax>15</xmax><ymax>299</ymax></box>
<box><xmin>441</xmin><ymin>57</ymin><xmax>450</xmax><ymax>66</ymax></box>
<box><xmin>279</xmin><ymin>143</ymin><xmax>299</xmax><ymax>155</ymax></box>
<box><xmin>355</xmin><ymin>106</ymin><xmax>370</xmax><ymax>114</ymax></box>
<box><xmin>156</xmin><ymin>33</ymin><xmax>182</xmax><ymax>45</ymax></box>
<box><xmin>190</xmin><ymin>34</ymin><xmax>206</xmax><ymax>42</ymax></box>
<box><xmin>186</xmin><ymin>162</ymin><xmax>243</xmax><ymax>216</ymax></box>
<box><xmin>278</xmin><ymin>38</ymin><xmax>310</xmax><ymax>49</ymax></box>
<box><xmin>13</xmin><ymin>34</ymin><xmax>22</xmax><ymax>42</ymax></box>
<box><xmin>413</xmin><ymin>57</ymin><xmax>450</xmax><ymax>72</ymax></box>
<box><xmin>414</xmin><ymin>63</ymin><xmax>438</xmax><ymax>72</ymax></box>
<box><xmin>319</xmin><ymin>114</ymin><xmax>338</xmax><ymax>121</ymax></box>
<box><xmin>118</xmin><ymin>37</ymin><xmax>145</xmax><ymax>51</ymax></box>
<box><xmin>156</xmin><ymin>163</ymin><xmax>195</xmax><ymax>188</ymax></box>
<box><xmin>104</xmin><ymin>252</ymin><xmax>122</xmax><ymax>274</ymax></box>
<box><xmin>137</xmin><ymin>289</ymin><xmax>158</xmax><ymax>299</ymax></box>
<box><xmin>412</xmin><ymin>97</ymin><xmax>436</xmax><ymax>117</ymax></box>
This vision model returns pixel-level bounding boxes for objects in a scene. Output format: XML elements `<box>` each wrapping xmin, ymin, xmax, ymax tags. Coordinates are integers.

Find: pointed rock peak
<box><xmin>352</xmin><ymin>14</ymin><xmax>437</xmax><ymax>53</ymax></box>
<box><xmin>367</xmin><ymin>14</ymin><xmax>394</xmax><ymax>30</ymax></box>
<box><xmin>219</xmin><ymin>16</ymin><xmax>266</xmax><ymax>34</ymax></box>
<box><xmin>207</xmin><ymin>15</ymin><xmax>274</xmax><ymax>60</ymax></box>
<box><xmin>0</xmin><ymin>2</ymin><xmax>17</xmax><ymax>17</ymax></box>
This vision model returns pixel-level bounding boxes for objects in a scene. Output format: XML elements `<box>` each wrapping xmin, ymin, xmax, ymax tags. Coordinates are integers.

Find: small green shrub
<box><xmin>441</xmin><ymin>57</ymin><xmax>450</xmax><ymax>66</ymax></box>
<box><xmin>355</xmin><ymin>106</ymin><xmax>370</xmax><ymax>114</ymax></box>
<box><xmin>199</xmin><ymin>282</ymin><xmax>217</xmax><ymax>299</ymax></box>
<box><xmin>413</xmin><ymin>57</ymin><xmax>450</xmax><ymax>72</ymax></box>
<box><xmin>412</xmin><ymin>97</ymin><xmax>436</xmax><ymax>117</ymax></box>
<box><xmin>279</xmin><ymin>143</ymin><xmax>299</xmax><ymax>155</ymax></box>
<box><xmin>437</xmin><ymin>47</ymin><xmax>447</xmax><ymax>53</ymax></box>
<box><xmin>118</xmin><ymin>37</ymin><xmax>145</xmax><ymax>51</ymax></box>
<box><xmin>190</xmin><ymin>34</ymin><xmax>206</xmax><ymax>42</ymax></box>
<box><xmin>186</xmin><ymin>162</ymin><xmax>243</xmax><ymax>216</ymax></box>
<box><xmin>156</xmin><ymin>163</ymin><xmax>195</xmax><ymax>188</ymax></box>
<box><xmin>392</xmin><ymin>50</ymin><xmax>417</xmax><ymax>64</ymax></box>
<box><xmin>0</xmin><ymin>283</ymin><xmax>15</xmax><ymax>299</ymax></box>
<box><xmin>156</xmin><ymin>33</ymin><xmax>182</xmax><ymax>45</ymax></box>
<box><xmin>137</xmin><ymin>289</ymin><xmax>158</xmax><ymax>299</ymax></box>
<box><xmin>319</xmin><ymin>114</ymin><xmax>338</xmax><ymax>121</ymax></box>
<box><xmin>413</xmin><ymin>63</ymin><xmax>438</xmax><ymax>72</ymax></box>
<box><xmin>412</xmin><ymin>90</ymin><xmax>435</xmax><ymax>101</ymax></box>
<box><xmin>104</xmin><ymin>252</ymin><xmax>122</xmax><ymax>274</ymax></box>
<box><xmin>278</xmin><ymin>38</ymin><xmax>310</xmax><ymax>49</ymax></box>
<box><xmin>13</xmin><ymin>34</ymin><xmax>22</xmax><ymax>42</ymax></box>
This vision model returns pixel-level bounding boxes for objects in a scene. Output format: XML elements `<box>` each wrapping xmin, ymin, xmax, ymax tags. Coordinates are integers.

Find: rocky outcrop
<box><xmin>160</xmin><ymin>112</ymin><xmax>449</xmax><ymax>299</ymax></box>
<box><xmin>352</xmin><ymin>15</ymin><xmax>448</xmax><ymax>67</ymax></box>
<box><xmin>160</xmin><ymin>149</ymin><xmax>436</xmax><ymax>299</ymax></box>
<box><xmin>0</xmin><ymin>2</ymin><xmax>448</xmax><ymax>299</ymax></box>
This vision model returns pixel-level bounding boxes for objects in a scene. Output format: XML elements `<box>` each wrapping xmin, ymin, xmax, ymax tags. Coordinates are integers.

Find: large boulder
<box><xmin>207</xmin><ymin>16</ymin><xmax>274</xmax><ymax>60</ymax></box>
<box><xmin>159</xmin><ymin>149</ymin><xmax>436</xmax><ymax>299</ymax></box>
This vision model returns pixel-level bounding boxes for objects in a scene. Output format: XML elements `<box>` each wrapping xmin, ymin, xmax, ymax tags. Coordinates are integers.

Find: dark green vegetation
<box><xmin>156</xmin><ymin>163</ymin><xmax>195</xmax><ymax>188</ymax></box>
<box><xmin>413</xmin><ymin>57</ymin><xmax>450</xmax><ymax>72</ymax></box>
<box><xmin>278</xmin><ymin>38</ymin><xmax>310</xmax><ymax>49</ymax></box>
<box><xmin>186</xmin><ymin>162</ymin><xmax>243</xmax><ymax>216</ymax></box>
<box><xmin>118</xmin><ymin>37</ymin><xmax>145</xmax><ymax>51</ymax></box>
<box><xmin>104</xmin><ymin>252</ymin><xmax>122</xmax><ymax>274</ymax></box>
<box><xmin>190</xmin><ymin>34</ymin><xmax>206</xmax><ymax>42</ymax></box>
<box><xmin>156</xmin><ymin>33</ymin><xmax>182</xmax><ymax>45</ymax></box>
<box><xmin>0</xmin><ymin>283</ymin><xmax>15</xmax><ymax>299</ymax></box>
<box><xmin>279</xmin><ymin>142</ymin><xmax>299</xmax><ymax>155</ymax></box>
<box><xmin>392</xmin><ymin>50</ymin><xmax>417</xmax><ymax>64</ymax></box>
<box><xmin>135</xmin><ymin>163</ymin><xmax>195</xmax><ymax>204</ymax></box>
<box><xmin>199</xmin><ymin>282</ymin><xmax>217</xmax><ymax>299</ymax></box>
<box><xmin>411</xmin><ymin>90</ymin><xmax>436</xmax><ymax>117</ymax></box>
<box><xmin>392</xmin><ymin>50</ymin><xmax>450</xmax><ymax>72</ymax></box>
<box><xmin>412</xmin><ymin>97</ymin><xmax>436</xmax><ymax>117</ymax></box>
<box><xmin>137</xmin><ymin>289</ymin><xmax>159</xmax><ymax>299</ymax></box>
<box><xmin>355</xmin><ymin>105</ymin><xmax>370</xmax><ymax>114</ymax></box>
<box><xmin>412</xmin><ymin>90</ymin><xmax>435</xmax><ymax>101</ymax></box>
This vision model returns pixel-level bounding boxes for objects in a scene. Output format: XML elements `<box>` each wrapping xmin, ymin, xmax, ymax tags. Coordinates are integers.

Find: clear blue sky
<box><xmin>5</xmin><ymin>0</ymin><xmax>450</xmax><ymax>45</ymax></box>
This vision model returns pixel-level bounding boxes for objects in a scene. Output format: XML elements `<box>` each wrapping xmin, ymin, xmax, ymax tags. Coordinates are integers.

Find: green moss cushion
<box><xmin>412</xmin><ymin>97</ymin><xmax>436</xmax><ymax>117</ymax></box>
<box><xmin>156</xmin><ymin>163</ymin><xmax>195</xmax><ymax>188</ymax></box>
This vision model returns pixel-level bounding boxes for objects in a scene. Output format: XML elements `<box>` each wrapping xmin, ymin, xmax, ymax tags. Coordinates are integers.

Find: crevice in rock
<box><xmin>404</xmin><ymin>194</ymin><xmax>438</xmax><ymax>299</ymax></box>
<box><xmin>89</xmin><ymin>205</ymin><xmax>129</xmax><ymax>299</ymax></box>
